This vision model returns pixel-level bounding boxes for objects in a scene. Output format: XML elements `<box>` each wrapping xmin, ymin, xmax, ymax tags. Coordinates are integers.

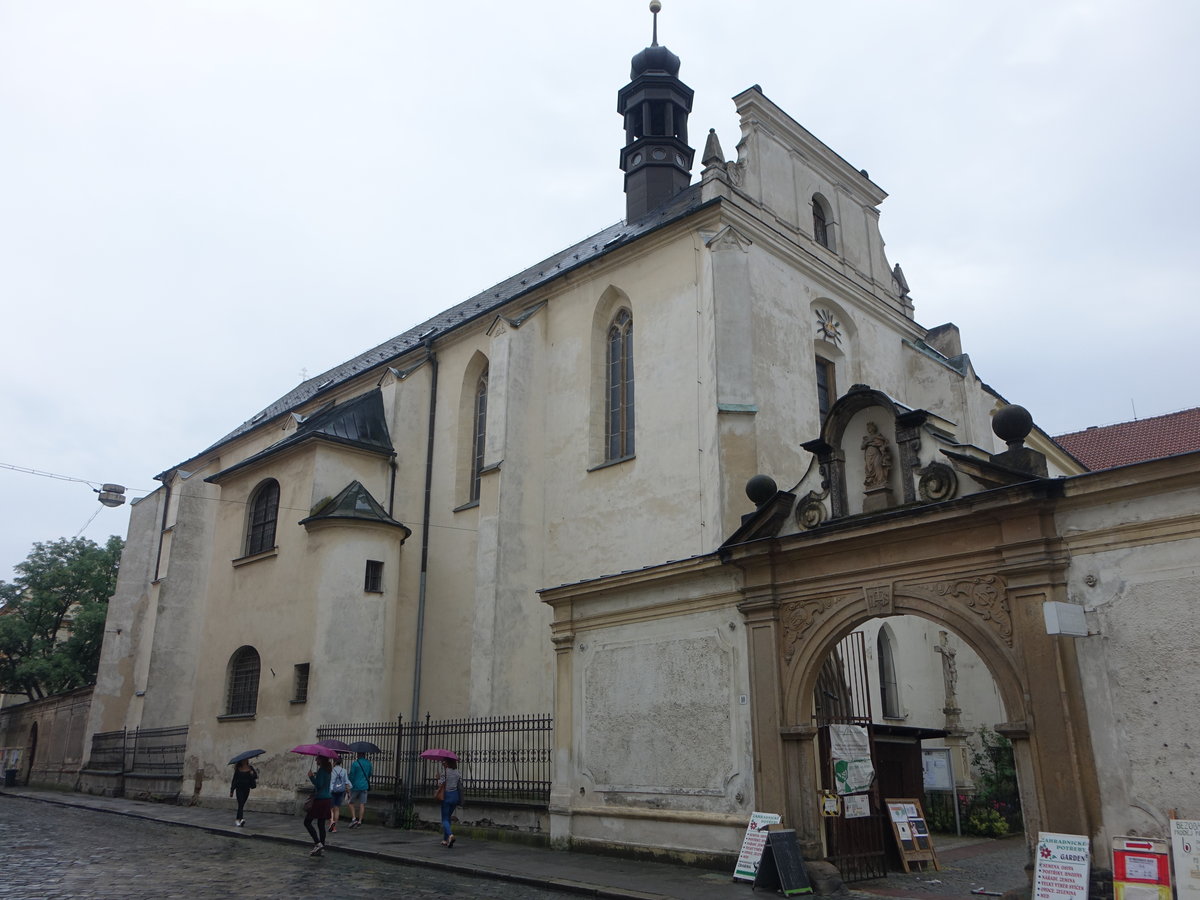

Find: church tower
<box><xmin>618</xmin><ymin>1</ymin><xmax>695</xmax><ymax>221</ymax></box>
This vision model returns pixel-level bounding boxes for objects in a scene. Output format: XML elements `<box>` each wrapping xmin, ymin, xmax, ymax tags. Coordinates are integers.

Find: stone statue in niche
<box><xmin>861</xmin><ymin>422</ymin><xmax>893</xmax><ymax>488</ymax></box>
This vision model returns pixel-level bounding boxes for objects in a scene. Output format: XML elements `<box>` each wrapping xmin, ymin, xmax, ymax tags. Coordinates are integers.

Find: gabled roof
<box><xmin>173</xmin><ymin>186</ymin><xmax>713</xmax><ymax>475</ymax></box>
<box><xmin>1053</xmin><ymin>407</ymin><xmax>1200</xmax><ymax>471</ymax></box>
<box><xmin>205</xmin><ymin>389</ymin><xmax>393</xmax><ymax>483</ymax></box>
<box><xmin>299</xmin><ymin>480</ymin><xmax>409</xmax><ymax>539</ymax></box>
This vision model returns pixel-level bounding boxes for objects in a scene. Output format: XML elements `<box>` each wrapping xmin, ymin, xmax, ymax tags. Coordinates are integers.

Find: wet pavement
<box><xmin>1</xmin><ymin>786</ymin><xmax>1030</xmax><ymax>898</ymax></box>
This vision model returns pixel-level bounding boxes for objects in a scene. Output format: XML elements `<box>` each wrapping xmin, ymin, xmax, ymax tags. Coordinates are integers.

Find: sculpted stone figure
<box><xmin>861</xmin><ymin>422</ymin><xmax>893</xmax><ymax>488</ymax></box>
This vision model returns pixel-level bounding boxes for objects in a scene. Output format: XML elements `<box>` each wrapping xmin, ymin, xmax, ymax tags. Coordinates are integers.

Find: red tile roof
<box><xmin>1054</xmin><ymin>407</ymin><xmax>1200</xmax><ymax>471</ymax></box>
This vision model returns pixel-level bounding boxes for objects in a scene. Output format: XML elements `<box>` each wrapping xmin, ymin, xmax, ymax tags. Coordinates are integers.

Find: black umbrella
<box><xmin>346</xmin><ymin>740</ymin><xmax>382</xmax><ymax>754</ymax></box>
<box><xmin>228</xmin><ymin>748</ymin><xmax>266</xmax><ymax>765</ymax></box>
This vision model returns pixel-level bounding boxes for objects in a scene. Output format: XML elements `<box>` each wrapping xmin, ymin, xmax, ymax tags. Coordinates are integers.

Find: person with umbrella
<box><xmin>423</xmin><ymin>749</ymin><xmax>462</xmax><ymax>848</ymax></box>
<box><xmin>346</xmin><ymin>747</ymin><xmax>374</xmax><ymax>828</ymax></box>
<box><xmin>292</xmin><ymin>744</ymin><xmax>336</xmax><ymax>856</ymax></box>
<box><xmin>228</xmin><ymin>749</ymin><xmax>263</xmax><ymax>827</ymax></box>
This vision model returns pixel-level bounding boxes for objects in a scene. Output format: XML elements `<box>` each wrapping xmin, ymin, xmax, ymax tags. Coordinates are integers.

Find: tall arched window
<box><xmin>812</xmin><ymin>194</ymin><xmax>833</xmax><ymax>250</ymax></box>
<box><xmin>246</xmin><ymin>479</ymin><xmax>279</xmax><ymax>556</ymax></box>
<box><xmin>606</xmin><ymin>309</ymin><xmax>635</xmax><ymax>460</ymax></box>
<box><xmin>877</xmin><ymin>626</ymin><xmax>901</xmax><ymax>718</ymax></box>
<box><xmin>470</xmin><ymin>369</ymin><xmax>488</xmax><ymax>502</ymax></box>
<box><xmin>225</xmin><ymin>646</ymin><xmax>261</xmax><ymax>716</ymax></box>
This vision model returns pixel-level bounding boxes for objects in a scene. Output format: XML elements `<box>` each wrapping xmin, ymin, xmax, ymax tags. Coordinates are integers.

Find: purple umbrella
<box><xmin>347</xmin><ymin>740</ymin><xmax>382</xmax><ymax>754</ymax></box>
<box><xmin>317</xmin><ymin>738</ymin><xmax>352</xmax><ymax>752</ymax></box>
<box><xmin>290</xmin><ymin>743</ymin><xmax>339</xmax><ymax>759</ymax></box>
<box><xmin>419</xmin><ymin>748</ymin><xmax>459</xmax><ymax>763</ymax></box>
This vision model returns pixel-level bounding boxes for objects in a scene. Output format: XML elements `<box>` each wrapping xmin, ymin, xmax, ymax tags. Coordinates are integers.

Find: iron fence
<box><xmin>86</xmin><ymin>729</ymin><xmax>127</xmax><ymax>771</ymax></box>
<box><xmin>317</xmin><ymin>712</ymin><xmax>552</xmax><ymax>805</ymax></box>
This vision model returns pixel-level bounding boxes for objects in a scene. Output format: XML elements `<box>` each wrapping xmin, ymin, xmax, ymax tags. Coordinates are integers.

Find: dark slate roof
<box><xmin>172</xmin><ymin>186</ymin><xmax>713</xmax><ymax>476</ymax></box>
<box><xmin>205</xmin><ymin>389</ymin><xmax>394</xmax><ymax>483</ymax></box>
<box><xmin>300</xmin><ymin>480</ymin><xmax>410</xmax><ymax>539</ymax></box>
<box><xmin>1053</xmin><ymin>407</ymin><xmax>1200</xmax><ymax>470</ymax></box>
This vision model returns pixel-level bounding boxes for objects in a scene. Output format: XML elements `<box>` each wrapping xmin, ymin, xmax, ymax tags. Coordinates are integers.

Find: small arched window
<box><xmin>812</xmin><ymin>195</ymin><xmax>833</xmax><ymax>250</ymax></box>
<box><xmin>877</xmin><ymin>626</ymin><xmax>901</xmax><ymax>718</ymax></box>
<box><xmin>225</xmin><ymin>646</ymin><xmax>261</xmax><ymax>716</ymax></box>
<box><xmin>470</xmin><ymin>369</ymin><xmax>488</xmax><ymax>502</ymax></box>
<box><xmin>246</xmin><ymin>479</ymin><xmax>280</xmax><ymax>556</ymax></box>
<box><xmin>606</xmin><ymin>309</ymin><xmax>635</xmax><ymax>460</ymax></box>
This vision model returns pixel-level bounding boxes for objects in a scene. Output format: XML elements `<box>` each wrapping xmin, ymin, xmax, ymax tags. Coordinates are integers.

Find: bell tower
<box><xmin>618</xmin><ymin>1</ymin><xmax>695</xmax><ymax>221</ymax></box>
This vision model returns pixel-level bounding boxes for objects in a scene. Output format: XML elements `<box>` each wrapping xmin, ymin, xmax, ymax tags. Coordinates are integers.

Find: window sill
<box><xmin>289</xmin><ymin>699</ymin><xmax>307</xmax><ymax>705</ymax></box>
<box><xmin>233</xmin><ymin>548</ymin><xmax>278</xmax><ymax>567</ymax></box>
<box><xmin>588</xmin><ymin>454</ymin><xmax>635</xmax><ymax>473</ymax></box>
<box><xmin>453</xmin><ymin>500</ymin><xmax>480</xmax><ymax>513</ymax></box>
<box><xmin>217</xmin><ymin>713</ymin><xmax>256</xmax><ymax>722</ymax></box>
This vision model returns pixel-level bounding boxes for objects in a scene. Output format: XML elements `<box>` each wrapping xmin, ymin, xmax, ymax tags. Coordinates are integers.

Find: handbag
<box><xmin>434</xmin><ymin>783</ymin><xmax>445</xmax><ymax>802</ymax></box>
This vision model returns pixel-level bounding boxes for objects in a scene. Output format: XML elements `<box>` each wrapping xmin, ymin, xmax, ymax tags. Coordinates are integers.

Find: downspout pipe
<box><xmin>403</xmin><ymin>342</ymin><xmax>437</xmax><ymax>820</ymax></box>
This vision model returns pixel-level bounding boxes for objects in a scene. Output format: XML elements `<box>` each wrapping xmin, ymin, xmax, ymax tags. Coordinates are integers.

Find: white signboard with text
<box><xmin>733</xmin><ymin>811</ymin><xmax>782</xmax><ymax>882</ymax></box>
<box><xmin>1034</xmin><ymin>832</ymin><xmax>1090</xmax><ymax>900</ymax></box>
<box><xmin>1173</xmin><ymin>820</ymin><xmax>1200</xmax><ymax>899</ymax></box>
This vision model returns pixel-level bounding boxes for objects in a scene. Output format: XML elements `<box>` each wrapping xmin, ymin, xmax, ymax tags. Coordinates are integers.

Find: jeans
<box><xmin>440</xmin><ymin>789</ymin><xmax>460</xmax><ymax>839</ymax></box>
<box><xmin>234</xmin><ymin>787</ymin><xmax>250</xmax><ymax>819</ymax></box>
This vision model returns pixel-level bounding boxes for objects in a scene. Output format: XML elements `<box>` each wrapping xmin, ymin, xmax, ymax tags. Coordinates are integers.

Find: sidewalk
<box><xmin>1</xmin><ymin>785</ymin><xmax>1027</xmax><ymax>899</ymax></box>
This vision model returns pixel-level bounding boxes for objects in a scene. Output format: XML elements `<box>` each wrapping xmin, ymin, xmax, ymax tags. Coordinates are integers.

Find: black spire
<box><xmin>617</xmin><ymin>1</ymin><xmax>694</xmax><ymax>221</ymax></box>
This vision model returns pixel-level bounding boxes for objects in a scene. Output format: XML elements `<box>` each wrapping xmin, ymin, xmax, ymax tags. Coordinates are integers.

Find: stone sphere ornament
<box><xmin>745</xmin><ymin>474</ymin><xmax>777</xmax><ymax>506</ymax></box>
<box><xmin>992</xmin><ymin>404</ymin><xmax>1034</xmax><ymax>446</ymax></box>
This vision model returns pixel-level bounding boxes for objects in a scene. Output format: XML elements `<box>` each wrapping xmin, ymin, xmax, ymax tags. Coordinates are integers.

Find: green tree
<box><xmin>0</xmin><ymin>535</ymin><xmax>123</xmax><ymax>700</ymax></box>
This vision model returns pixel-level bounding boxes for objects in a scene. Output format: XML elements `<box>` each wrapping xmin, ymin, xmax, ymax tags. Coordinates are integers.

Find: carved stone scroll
<box><xmin>780</xmin><ymin>596</ymin><xmax>838</xmax><ymax>664</ymax></box>
<box><xmin>901</xmin><ymin>575</ymin><xmax>1012</xmax><ymax>646</ymax></box>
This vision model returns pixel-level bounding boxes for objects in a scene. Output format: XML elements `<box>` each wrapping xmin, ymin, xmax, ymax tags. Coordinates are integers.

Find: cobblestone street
<box><xmin>0</xmin><ymin>797</ymin><xmax>574</xmax><ymax>900</ymax></box>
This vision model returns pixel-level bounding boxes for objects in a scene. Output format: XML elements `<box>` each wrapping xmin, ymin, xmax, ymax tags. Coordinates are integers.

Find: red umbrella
<box><xmin>291</xmin><ymin>743</ymin><xmax>339</xmax><ymax>758</ymax></box>
<box><xmin>419</xmin><ymin>748</ymin><xmax>459</xmax><ymax>763</ymax></box>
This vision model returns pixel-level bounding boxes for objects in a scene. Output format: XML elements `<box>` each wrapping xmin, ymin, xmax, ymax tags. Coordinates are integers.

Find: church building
<box><xmin>83</xmin><ymin>5</ymin><xmax>1199</xmax><ymax>883</ymax></box>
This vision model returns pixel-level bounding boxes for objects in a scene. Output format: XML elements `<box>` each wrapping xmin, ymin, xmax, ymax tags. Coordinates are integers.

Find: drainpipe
<box><xmin>403</xmin><ymin>343</ymin><xmax>437</xmax><ymax>820</ymax></box>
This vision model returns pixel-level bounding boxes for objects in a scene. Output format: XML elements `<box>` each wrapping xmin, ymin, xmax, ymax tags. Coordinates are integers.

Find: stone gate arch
<box><xmin>733</xmin><ymin>515</ymin><xmax>1103</xmax><ymax>866</ymax></box>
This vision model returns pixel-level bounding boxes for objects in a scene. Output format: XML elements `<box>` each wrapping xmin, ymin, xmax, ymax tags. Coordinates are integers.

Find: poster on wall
<box><xmin>1171</xmin><ymin>820</ymin><xmax>1200</xmax><ymax>899</ymax></box>
<box><xmin>733</xmin><ymin>811</ymin><xmax>782</xmax><ymax>882</ymax></box>
<box><xmin>1033</xmin><ymin>832</ymin><xmax>1090</xmax><ymax>900</ymax></box>
<box><xmin>922</xmin><ymin>748</ymin><xmax>953</xmax><ymax>791</ymax></box>
<box><xmin>828</xmin><ymin>724</ymin><xmax>874</xmax><ymax>794</ymax></box>
<box><xmin>843</xmin><ymin>794</ymin><xmax>871</xmax><ymax>819</ymax></box>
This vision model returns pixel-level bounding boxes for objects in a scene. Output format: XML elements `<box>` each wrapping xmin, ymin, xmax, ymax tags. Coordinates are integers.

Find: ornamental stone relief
<box><xmin>917</xmin><ymin>462</ymin><xmax>958</xmax><ymax>502</ymax></box>
<box><xmin>795</xmin><ymin>490</ymin><xmax>828</xmax><ymax>530</ymax></box>
<box><xmin>864</xmin><ymin>584</ymin><xmax>893</xmax><ymax>616</ymax></box>
<box><xmin>903</xmin><ymin>575</ymin><xmax>1012</xmax><ymax>646</ymax></box>
<box><xmin>780</xmin><ymin>595</ymin><xmax>841</xmax><ymax>664</ymax></box>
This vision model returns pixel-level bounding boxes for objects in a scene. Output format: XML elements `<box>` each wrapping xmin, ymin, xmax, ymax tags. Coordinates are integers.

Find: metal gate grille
<box><xmin>814</xmin><ymin>631</ymin><xmax>888</xmax><ymax>883</ymax></box>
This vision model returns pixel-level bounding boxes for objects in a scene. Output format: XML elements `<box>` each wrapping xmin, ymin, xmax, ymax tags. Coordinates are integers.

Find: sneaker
<box><xmin>236</xmin><ymin>819</ymin><xmax>245</xmax><ymax>827</ymax></box>
<box><xmin>309</xmin><ymin>844</ymin><xmax>324</xmax><ymax>857</ymax></box>
<box><xmin>349</xmin><ymin>819</ymin><xmax>359</xmax><ymax>828</ymax></box>
<box><xmin>329</xmin><ymin>824</ymin><xmax>337</xmax><ymax>833</ymax></box>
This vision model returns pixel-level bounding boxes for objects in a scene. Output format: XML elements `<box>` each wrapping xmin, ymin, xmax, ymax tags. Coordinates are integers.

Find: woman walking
<box><xmin>329</xmin><ymin>755</ymin><xmax>349</xmax><ymax>833</ymax></box>
<box><xmin>436</xmin><ymin>759</ymin><xmax>463</xmax><ymax>848</ymax></box>
<box><xmin>229</xmin><ymin>759</ymin><xmax>257</xmax><ymax>826</ymax></box>
<box><xmin>305</xmin><ymin>756</ymin><xmax>333</xmax><ymax>856</ymax></box>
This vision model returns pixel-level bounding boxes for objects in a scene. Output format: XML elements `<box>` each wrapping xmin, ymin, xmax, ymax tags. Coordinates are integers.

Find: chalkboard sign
<box><xmin>885</xmin><ymin>798</ymin><xmax>940</xmax><ymax>873</ymax></box>
<box><xmin>752</xmin><ymin>829</ymin><xmax>813</xmax><ymax>896</ymax></box>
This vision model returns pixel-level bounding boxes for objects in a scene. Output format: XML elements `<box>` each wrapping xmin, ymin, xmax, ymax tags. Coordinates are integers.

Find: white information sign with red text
<box><xmin>1034</xmin><ymin>832</ymin><xmax>1091</xmax><ymax>900</ymax></box>
<box><xmin>733</xmin><ymin>811</ymin><xmax>783</xmax><ymax>882</ymax></box>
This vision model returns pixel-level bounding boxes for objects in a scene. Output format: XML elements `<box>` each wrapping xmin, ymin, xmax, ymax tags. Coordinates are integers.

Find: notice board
<box><xmin>884</xmin><ymin>798</ymin><xmax>939</xmax><ymax>873</ymax></box>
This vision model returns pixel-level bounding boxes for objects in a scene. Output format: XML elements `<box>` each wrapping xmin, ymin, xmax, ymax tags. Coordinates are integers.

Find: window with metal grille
<box><xmin>605</xmin><ymin>309</ymin><xmax>634</xmax><ymax>460</ymax></box>
<box><xmin>877</xmin><ymin>626</ymin><xmax>901</xmax><ymax>718</ymax></box>
<box><xmin>816</xmin><ymin>357</ymin><xmax>836</xmax><ymax>420</ymax></box>
<box><xmin>470</xmin><ymin>369</ymin><xmax>488</xmax><ymax>502</ymax></box>
<box><xmin>364</xmin><ymin>560</ymin><xmax>384</xmax><ymax>593</ymax></box>
<box><xmin>225</xmin><ymin>646</ymin><xmax>261</xmax><ymax>716</ymax></box>
<box><xmin>812</xmin><ymin>195</ymin><xmax>833</xmax><ymax>250</ymax></box>
<box><xmin>292</xmin><ymin>663</ymin><xmax>310</xmax><ymax>703</ymax></box>
<box><xmin>246</xmin><ymin>479</ymin><xmax>280</xmax><ymax>556</ymax></box>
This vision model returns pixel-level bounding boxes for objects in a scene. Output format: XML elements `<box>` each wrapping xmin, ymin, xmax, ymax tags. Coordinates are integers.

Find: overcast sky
<box><xmin>2</xmin><ymin>0</ymin><xmax>1198</xmax><ymax>582</ymax></box>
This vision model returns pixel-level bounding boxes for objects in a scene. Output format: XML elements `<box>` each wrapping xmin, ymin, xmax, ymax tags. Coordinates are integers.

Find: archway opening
<box><xmin>810</xmin><ymin>614</ymin><xmax>1024</xmax><ymax>884</ymax></box>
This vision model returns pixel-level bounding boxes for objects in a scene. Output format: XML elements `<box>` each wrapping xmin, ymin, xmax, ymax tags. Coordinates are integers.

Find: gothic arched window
<box><xmin>877</xmin><ymin>626</ymin><xmax>901</xmax><ymax>718</ymax></box>
<box><xmin>812</xmin><ymin>194</ymin><xmax>834</xmax><ymax>250</ymax></box>
<box><xmin>246</xmin><ymin>479</ymin><xmax>280</xmax><ymax>556</ymax></box>
<box><xmin>470</xmin><ymin>369</ymin><xmax>488</xmax><ymax>502</ymax></box>
<box><xmin>606</xmin><ymin>309</ymin><xmax>635</xmax><ymax>460</ymax></box>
